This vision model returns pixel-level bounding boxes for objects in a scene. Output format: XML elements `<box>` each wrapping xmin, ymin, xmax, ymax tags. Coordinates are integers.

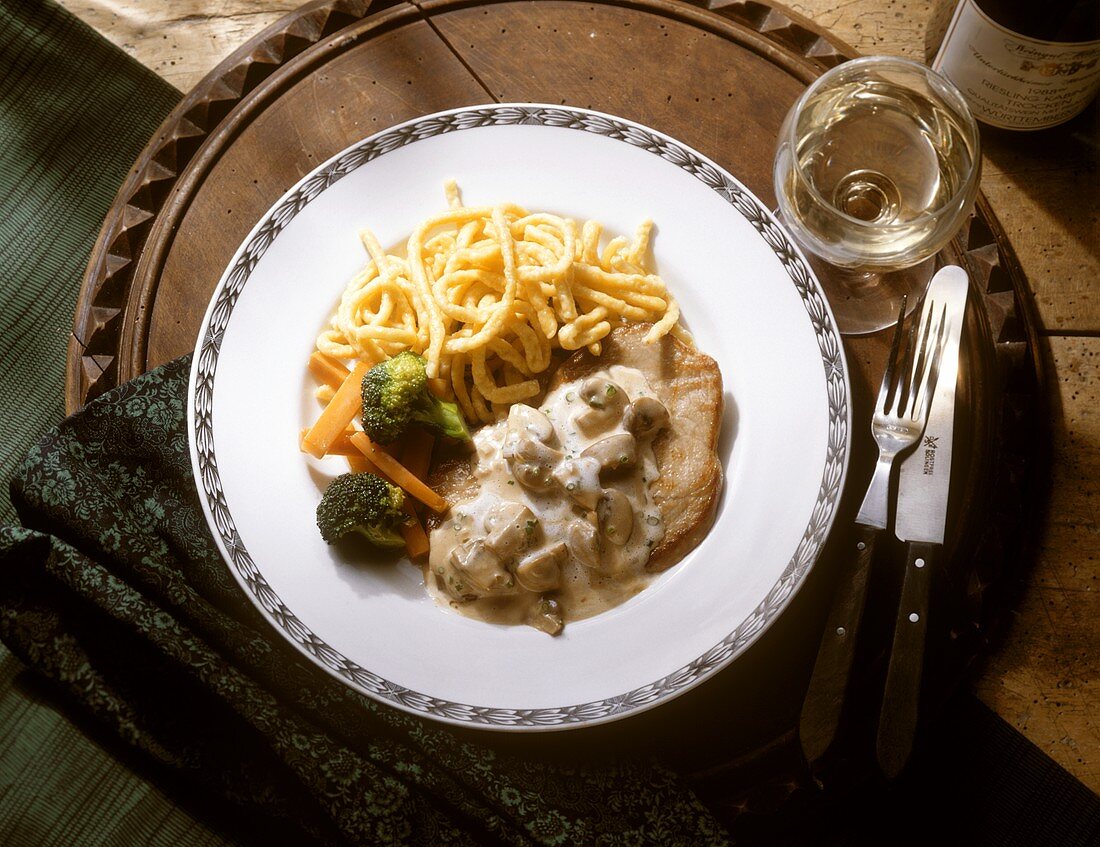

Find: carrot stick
<box><xmin>397</xmin><ymin>430</ymin><xmax>435</xmax><ymax>559</ymax></box>
<box><xmin>309</xmin><ymin>351</ymin><xmax>351</xmax><ymax>389</ymax></box>
<box><xmin>301</xmin><ymin>428</ymin><xmax>358</xmax><ymax>456</ymax></box>
<box><xmin>401</xmin><ymin>429</ymin><xmax>435</xmax><ymax>480</ymax></box>
<box><xmin>346</xmin><ymin>454</ymin><xmax>374</xmax><ymax>474</ymax></box>
<box><xmin>346</xmin><ymin>444</ymin><xmax>431</xmax><ymax>559</ymax></box>
<box><xmin>302</xmin><ymin>361</ymin><xmax>371</xmax><ymax>459</ymax></box>
<box><xmin>349</xmin><ymin>431</ymin><xmax>449</xmax><ymax>513</ymax></box>
<box><xmin>399</xmin><ymin>509</ymin><xmax>430</xmax><ymax>560</ymax></box>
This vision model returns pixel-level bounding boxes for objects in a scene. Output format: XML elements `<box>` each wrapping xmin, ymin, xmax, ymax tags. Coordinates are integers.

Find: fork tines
<box><xmin>883</xmin><ymin>295</ymin><xmax>948</xmax><ymax>424</ymax></box>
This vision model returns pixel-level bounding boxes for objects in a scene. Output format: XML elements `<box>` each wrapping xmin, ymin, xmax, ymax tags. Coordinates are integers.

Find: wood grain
<box><xmin>60</xmin><ymin>0</ymin><xmax>1096</xmax><ymax>794</ymax></box>
<box><xmin>975</xmin><ymin>335</ymin><xmax>1100</xmax><ymax>789</ymax></box>
<box><xmin>57</xmin><ymin>0</ymin><xmax>302</xmax><ymax>91</ymax></box>
<box><xmin>60</xmin><ymin>0</ymin><xmax>1099</xmax><ymax>334</ymax></box>
<box><xmin>980</xmin><ymin>125</ymin><xmax>1100</xmax><ymax>332</ymax></box>
<box><xmin>422</xmin><ymin>0</ymin><xmax>812</xmax><ymax>204</ymax></box>
<box><xmin>786</xmin><ymin>0</ymin><xmax>938</xmax><ymax>58</ymax></box>
<box><xmin>139</xmin><ymin>12</ymin><xmax>492</xmax><ymax>371</ymax></box>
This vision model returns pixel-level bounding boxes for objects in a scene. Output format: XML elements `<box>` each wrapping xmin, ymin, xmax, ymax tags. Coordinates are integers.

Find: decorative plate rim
<box><xmin>187</xmin><ymin>103</ymin><xmax>851</xmax><ymax>731</ymax></box>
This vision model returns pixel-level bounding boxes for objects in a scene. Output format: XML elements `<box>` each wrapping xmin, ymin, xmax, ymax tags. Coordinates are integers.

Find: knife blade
<box><xmin>876</xmin><ymin>264</ymin><xmax>969</xmax><ymax>778</ymax></box>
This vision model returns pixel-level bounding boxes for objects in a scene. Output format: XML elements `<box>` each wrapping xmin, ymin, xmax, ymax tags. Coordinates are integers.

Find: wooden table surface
<box><xmin>60</xmin><ymin>0</ymin><xmax>1099</xmax><ymax>791</ymax></box>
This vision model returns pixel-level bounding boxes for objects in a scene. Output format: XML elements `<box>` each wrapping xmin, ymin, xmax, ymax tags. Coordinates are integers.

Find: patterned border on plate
<box><xmin>191</xmin><ymin>105</ymin><xmax>849</xmax><ymax>727</ymax></box>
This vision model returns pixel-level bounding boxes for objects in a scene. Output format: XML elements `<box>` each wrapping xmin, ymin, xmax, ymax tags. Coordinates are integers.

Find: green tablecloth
<box><xmin>2</xmin><ymin>3</ymin><xmax>1098</xmax><ymax>845</ymax></box>
<box><xmin>0</xmin><ymin>7</ymin><xmax>729</xmax><ymax>845</ymax></box>
<box><xmin>0</xmin><ymin>3</ymin><xmax>233</xmax><ymax>844</ymax></box>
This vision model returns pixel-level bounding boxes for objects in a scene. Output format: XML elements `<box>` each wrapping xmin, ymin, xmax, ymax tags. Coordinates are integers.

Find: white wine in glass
<box><xmin>774</xmin><ymin>57</ymin><xmax>981</xmax><ymax>335</ymax></box>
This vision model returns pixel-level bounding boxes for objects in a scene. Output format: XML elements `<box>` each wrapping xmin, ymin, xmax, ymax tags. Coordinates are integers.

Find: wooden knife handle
<box><xmin>876</xmin><ymin>539</ymin><xmax>941</xmax><ymax>779</ymax></box>
<box><xmin>799</xmin><ymin>522</ymin><xmax>880</xmax><ymax>766</ymax></box>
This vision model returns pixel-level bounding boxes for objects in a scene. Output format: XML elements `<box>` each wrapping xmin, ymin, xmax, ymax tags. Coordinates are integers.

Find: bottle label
<box><xmin>933</xmin><ymin>0</ymin><xmax>1100</xmax><ymax>130</ymax></box>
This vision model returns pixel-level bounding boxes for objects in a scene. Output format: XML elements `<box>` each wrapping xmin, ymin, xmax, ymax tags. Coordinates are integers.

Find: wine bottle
<box><xmin>931</xmin><ymin>0</ymin><xmax>1100</xmax><ymax>130</ymax></box>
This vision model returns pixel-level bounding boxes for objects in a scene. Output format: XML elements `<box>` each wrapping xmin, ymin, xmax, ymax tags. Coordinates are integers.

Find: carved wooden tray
<box><xmin>67</xmin><ymin>0</ymin><xmax>1045</xmax><ymax>829</ymax></box>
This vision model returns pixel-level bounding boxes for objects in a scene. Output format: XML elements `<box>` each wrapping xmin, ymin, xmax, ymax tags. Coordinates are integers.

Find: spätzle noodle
<box><xmin>315</xmin><ymin>181</ymin><xmax>690</xmax><ymax>424</ymax></box>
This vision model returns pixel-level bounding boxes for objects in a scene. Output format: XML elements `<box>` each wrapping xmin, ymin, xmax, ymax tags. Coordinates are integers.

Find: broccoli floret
<box><xmin>361</xmin><ymin>351</ymin><xmax>470</xmax><ymax>443</ymax></box>
<box><xmin>316</xmin><ymin>472</ymin><xmax>407</xmax><ymax>548</ymax></box>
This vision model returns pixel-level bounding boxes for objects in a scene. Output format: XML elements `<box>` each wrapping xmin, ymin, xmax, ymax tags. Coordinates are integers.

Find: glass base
<box><xmin>805</xmin><ymin>253</ymin><xmax>935</xmax><ymax>336</ymax></box>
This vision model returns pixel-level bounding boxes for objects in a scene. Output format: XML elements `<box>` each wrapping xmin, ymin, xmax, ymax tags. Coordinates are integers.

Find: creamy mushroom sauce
<box><xmin>425</xmin><ymin>366</ymin><xmax>668</xmax><ymax>635</ymax></box>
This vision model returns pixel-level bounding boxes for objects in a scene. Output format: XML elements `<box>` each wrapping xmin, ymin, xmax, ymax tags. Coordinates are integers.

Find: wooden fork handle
<box><xmin>876</xmin><ymin>539</ymin><xmax>941</xmax><ymax>779</ymax></box>
<box><xmin>799</xmin><ymin>522</ymin><xmax>880</xmax><ymax>766</ymax></box>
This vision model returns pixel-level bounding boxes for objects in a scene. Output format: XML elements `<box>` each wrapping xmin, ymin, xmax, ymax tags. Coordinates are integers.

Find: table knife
<box><xmin>876</xmin><ymin>265</ymin><xmax>970</xmax><ymax>778</ymax></box>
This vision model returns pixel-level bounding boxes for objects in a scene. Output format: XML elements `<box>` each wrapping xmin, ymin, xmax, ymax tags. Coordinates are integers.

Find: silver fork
<box><xmin>856</xmin><ymin>299</ymin><xmax>947</xmax><ymax>530</ymax></box>
<box><xmin>800</xmin><ymin>295</ymin><xmax>947</xmax><ymax>767</ymax></box>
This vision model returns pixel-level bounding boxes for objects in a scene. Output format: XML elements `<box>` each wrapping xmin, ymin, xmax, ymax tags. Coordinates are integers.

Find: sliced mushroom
<box><xmin>572</xmin><ymin>407</ymin><xmax>612</xmax><ymax>437</ymax></box>
<box><xmin>573</xmin><ymin>377</ymin><xmax>628</xmax><ymax>435</ymax></box>
<box><xmin>512</xmin><ymin>434</ymin><xmax>561</xmax><ymax>466</ymax></box>
<box><xmin>445</xmin><ymin>540</ymin><xmax>515</xmax><ymax>600</ymax></box>
<box><xmin>597</xmin><ymin>489</ymin><xmax>634</xmax><ymax>546</ymax></box>
<box><xmin>515</xmin><ymin>542</ymin><xmax>566</xmax><ymax>592</ymax></box>
<box><xmin>624</xmin><ymin>396</ymin><xmax>670</xmax><ymax>438</ymax></box>
<box><xmin>580</xmin><ymin>433</ymin><xmax>637</xmax><ymax>474</ymax></box>
<box><xmin>527</xmin><ymin>597</ymin><xmax>563</xmax><ymax>636</ymax></box>
<box><xmin>580</xmin><ymin>376</ymin><xmax>627</xmax><ymax>411</ymax></box>
<box><xmin>551</xmin><ymin>456</ymin><xmax>603</xmax><ymax>510</ymax></box>
<box><xmin>484</xmin><ymin>501</ymin><xmax>536</xmax><ymax>559</ymax></box>
<box><xmin>567</xmin><ymin>520</ymin><xmax>603</xmax><ymax>571</ymax></box>
<box><xmin>505</xmin><ymin>430</ymin><xmax>562</xmax><ymax>492</ymax></box>
<box><xmin>512</xmin><ymin>462</ymin><xmax>554</xmax><ymax>492</ymax></box>
<box><xmin>506</xmin><ymin>404</ymin><xmax>554</xmax><ymax>444</ymax></box>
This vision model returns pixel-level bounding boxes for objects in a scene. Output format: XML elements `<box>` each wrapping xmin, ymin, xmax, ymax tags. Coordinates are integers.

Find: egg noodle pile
<box><xmin>315</xmin><ymin>182</ymin><xmax>688</xmax><ymax>424</ymax></box>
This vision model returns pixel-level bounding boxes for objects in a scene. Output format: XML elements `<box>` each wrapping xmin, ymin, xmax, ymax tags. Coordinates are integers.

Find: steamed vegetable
<box><xmin>316</xmin><ymin>472</ymin><xmax>407</xmax><ymax>548</ymax></box>
<box><xmin>361</xmin><ymin>351</ymin><xmax>470</xmax><ymax>443</ymax></box>
<box><xmin>302</xmin><ymin>360</ymin><xmax>373</xmax><ymax>458</ymax></box>
<box><xmin>348</xmin><ymin>432</ymin><xmax>449</xmax><ymax>514</ymax></box>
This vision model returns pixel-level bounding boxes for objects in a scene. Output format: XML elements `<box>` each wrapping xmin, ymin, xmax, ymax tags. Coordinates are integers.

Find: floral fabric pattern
<box><xmin>0</xmin><ymin>355</ymin><xmax>730</xmax><ymax>846</ymax></box>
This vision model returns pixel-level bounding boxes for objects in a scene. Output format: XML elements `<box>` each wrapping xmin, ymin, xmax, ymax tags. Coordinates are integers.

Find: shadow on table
<box><xmin>980</xmin><ymin>101</ymin><xmax>1100</xmax><ymax>271</ymax></box>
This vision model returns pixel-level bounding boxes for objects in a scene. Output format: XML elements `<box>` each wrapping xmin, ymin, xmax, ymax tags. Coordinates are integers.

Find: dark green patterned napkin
<box><xmin>5</xmin><ymin>363</ymin><xmax>1100</xmax><ymax>847</ymax></box>
<box><xmin>0</xmin><ymin>0</ymin><xmax>180</xmax><ymax>529</ymax></box>
<box><xmin>0</xmin><ymin>2</ymin><xmax>216</xmax><ymax>842</ymax></box>
<box><xmin>0</xmin><ymin>354</ymin><xmax>731</xmax><ymax>847</ymax></box>
<box><xmin>2</xmin><ymin>2</ymin><xmax>1097</xmax><ymax>845</ymax></box>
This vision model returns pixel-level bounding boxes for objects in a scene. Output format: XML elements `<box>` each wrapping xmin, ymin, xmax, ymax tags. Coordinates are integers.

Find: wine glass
<box><xmin>774</xmin><ymin>56</ymin><xmax>981</xmax><ymax>335</ymax></box>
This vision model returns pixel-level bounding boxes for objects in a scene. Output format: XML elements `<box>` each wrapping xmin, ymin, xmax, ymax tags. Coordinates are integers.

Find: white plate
<box><xmin>188</xmin><ymin>105</ymin><xmax>851</xmax><ymax>730</ymax></box>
